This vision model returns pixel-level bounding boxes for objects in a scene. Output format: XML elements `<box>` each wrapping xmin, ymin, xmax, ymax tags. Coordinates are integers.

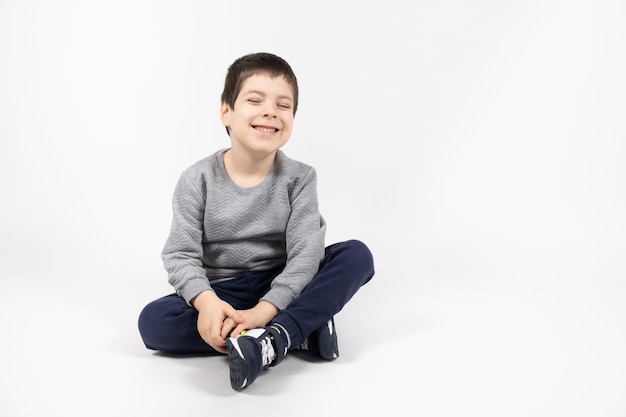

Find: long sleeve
<box><xmin>261</xmin><ymin>166</ymin><xmax>326</xmax><ymax>310</ymax></box>
<box><xmin>161</xmin><ymin>171</ymin><xmax>211</xmax><ymax>305</ymax></box>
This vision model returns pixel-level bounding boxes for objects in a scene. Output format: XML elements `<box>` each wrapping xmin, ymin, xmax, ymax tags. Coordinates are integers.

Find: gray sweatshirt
<box><xmin>162</xmin><ymin>149</ymin><xmax>326</xmax><ymax>310</ymax></box>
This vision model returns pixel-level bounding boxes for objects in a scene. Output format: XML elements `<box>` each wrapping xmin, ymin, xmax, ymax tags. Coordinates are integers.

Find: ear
<box><xmin>220</xmin><ymin>102</ymin><xmax>231</xmax><ymax>128</ymax></box>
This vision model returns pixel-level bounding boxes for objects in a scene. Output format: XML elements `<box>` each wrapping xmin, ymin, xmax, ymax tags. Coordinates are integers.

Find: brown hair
<box><xmin>221</xmin><ymin>52</ymin><xmax>299</xmax><ymax>115</ymax></box>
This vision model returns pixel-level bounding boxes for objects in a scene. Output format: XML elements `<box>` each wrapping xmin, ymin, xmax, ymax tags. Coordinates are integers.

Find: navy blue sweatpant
<box><xmin>138</xmin><ymin>239</ymin><xmax>375</xmax><ymax>354</ymax></box>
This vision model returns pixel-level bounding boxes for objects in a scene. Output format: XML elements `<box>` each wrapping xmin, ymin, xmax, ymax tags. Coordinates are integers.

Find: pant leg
<box><xmin>272</xmin><ymin>239</ymin><xmax>375</xmax><ymax>348</ymax></box>
<box><xmin>137</xmin><ymin>268</ymin><xmax>280</xmax><ymax>354</ymax></box>
<box><xmin>138</xmin><ymin>293</ymin><xmax>215</xmax><ymax>354</ymax></box>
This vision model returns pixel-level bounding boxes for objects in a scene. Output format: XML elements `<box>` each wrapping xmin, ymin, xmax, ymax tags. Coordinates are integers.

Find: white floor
<box><xmin>2</xmin><ymin>243</ymin><xmax>625</xmax><ymax>417</ymax></box>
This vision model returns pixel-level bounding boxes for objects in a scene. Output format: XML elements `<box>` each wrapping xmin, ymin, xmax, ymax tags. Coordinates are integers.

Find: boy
<box><xmin>138</xmin><ymin>52</ymin><xmax>375</xmax><ymax>390</ymax></box>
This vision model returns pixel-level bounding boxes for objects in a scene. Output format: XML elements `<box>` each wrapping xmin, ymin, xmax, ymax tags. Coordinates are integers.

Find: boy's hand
<box><xmin>228</xmin><ymin>300</ymin><xmax>279</xmax><ymax>338</ymax></box>
<box><xmin>191</xmin><ymin>290</ymin><xmax>243</xmax><ymax>353</ymax></box>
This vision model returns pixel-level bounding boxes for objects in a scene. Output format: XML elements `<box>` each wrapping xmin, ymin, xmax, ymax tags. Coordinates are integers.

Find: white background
<box><xmin>1</xmin><ymin>1</ymin><xmax>625</xmax><ymax>416</ymax></box>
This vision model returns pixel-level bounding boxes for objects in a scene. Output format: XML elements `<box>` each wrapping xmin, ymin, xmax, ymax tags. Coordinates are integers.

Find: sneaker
<box><xmin>299</xmin><ymin>318</ymin><xmax>339</xmax><ymax>360</ymax></box>
<box><xmin>226</xmin><ymin>326</ymin><xmax>288</xmax><ymax>390</ymax></box>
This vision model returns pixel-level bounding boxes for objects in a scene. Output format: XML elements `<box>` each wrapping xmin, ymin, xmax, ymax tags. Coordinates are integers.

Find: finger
<box><xmin>209</xmin><ymin>317</ymin><xmax>224</xmax><ymax>345</ymax></box>
<box><xmin>220</xmin><ymin>318</ymin><xmax>234</xmax><ymax>340</ymax></box>
<box><xmin>212</xmin><ymin>344</ymin><xmax>227</xmax><ymax>354</ymax></box>
<box><xmin>224</xmin><ymin>306</ymin><xmax>244</xmax><ymax>323</ymax></box>
<box><xmin>207</xmin><ymin>331</ymin><xmax>227</xmax><ymax>353</ymax></box>
<box><xmin>231</xmin><ymin>322</ymin><xmax>246</xmax><ymax>338</ymax></box>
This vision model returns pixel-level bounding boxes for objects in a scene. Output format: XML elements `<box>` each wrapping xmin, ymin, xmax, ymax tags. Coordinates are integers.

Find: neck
<box><xmin>223</xmin><ymin>148</ymin><xmax>276</xmax><ymax>188</ymax></box>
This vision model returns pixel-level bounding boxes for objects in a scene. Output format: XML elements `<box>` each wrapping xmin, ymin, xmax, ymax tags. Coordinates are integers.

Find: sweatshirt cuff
<box><xmin>180</xmin><ymin>278</ymin><xmax>213</xmax><ymax>306</ymax></box>
<box><xmin>261</xmin><ymin>285</ymin><xmax>296</xmax><ymax>311</ymax></box>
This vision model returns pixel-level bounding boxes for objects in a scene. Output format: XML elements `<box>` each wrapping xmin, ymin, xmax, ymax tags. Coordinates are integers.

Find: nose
<box><xmin>262</xmin><ymin>103</ymin><xmax>277</xmax><ymax>118</ymax></box>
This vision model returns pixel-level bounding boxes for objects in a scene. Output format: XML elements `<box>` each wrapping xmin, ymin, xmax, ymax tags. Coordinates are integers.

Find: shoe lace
<box><xmin>259</xmin><ymin>336</ymin><xmax>276</xmax><ymax>367</ymax></box>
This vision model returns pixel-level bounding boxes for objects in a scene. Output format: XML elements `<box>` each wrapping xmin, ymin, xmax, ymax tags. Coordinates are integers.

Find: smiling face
<box><xmin>220</xmin><ymin>73</ymin><xmax>295</xmax><ymax>160</ymax></box>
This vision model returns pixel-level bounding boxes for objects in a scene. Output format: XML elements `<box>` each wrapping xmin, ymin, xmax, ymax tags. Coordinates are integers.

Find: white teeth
<box><xmin>255</xmin><ymin>126</ymin><xmax>276</xmax><ymax>132</ymax></box>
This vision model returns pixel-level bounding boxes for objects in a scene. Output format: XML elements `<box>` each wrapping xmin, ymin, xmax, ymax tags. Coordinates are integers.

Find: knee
<box><xmin>137</xmin><ymin>294</ymin><xmax>181</xmax><ymax>348</ymax></box>
<box><xmin>343</xmin><ymin>239</ymin><xmax>372</xmax><ymax>257</ymax></box>
<box><xmin>342</xmin><ymin>239</ymin><xmax>375</xmax><ymax>276</ymax></box>
<box><xmin>137</xmin><ymin>300</ymin><xmax>159</xmax><ymax>346</ymax></box>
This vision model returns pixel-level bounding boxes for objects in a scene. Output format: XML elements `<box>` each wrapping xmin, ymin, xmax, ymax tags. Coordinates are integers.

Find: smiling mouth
<box><xmin>253</xmin><ymin>125</ymin><xmax>279</xmax><ymax>133</ymax></box>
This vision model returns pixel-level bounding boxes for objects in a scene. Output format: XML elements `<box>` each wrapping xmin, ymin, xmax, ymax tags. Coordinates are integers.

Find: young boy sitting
<box><xmin>138</xmin><ymin>52</ymin><xmax>375</xmax><ymax>390</ymax></box>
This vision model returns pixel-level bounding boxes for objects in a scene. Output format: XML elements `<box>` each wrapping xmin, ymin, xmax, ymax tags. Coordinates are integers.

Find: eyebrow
<box><xmin>242</xmin><ymin>89</ymin><xmax>293</xmax><ymax>102</ymax></box>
